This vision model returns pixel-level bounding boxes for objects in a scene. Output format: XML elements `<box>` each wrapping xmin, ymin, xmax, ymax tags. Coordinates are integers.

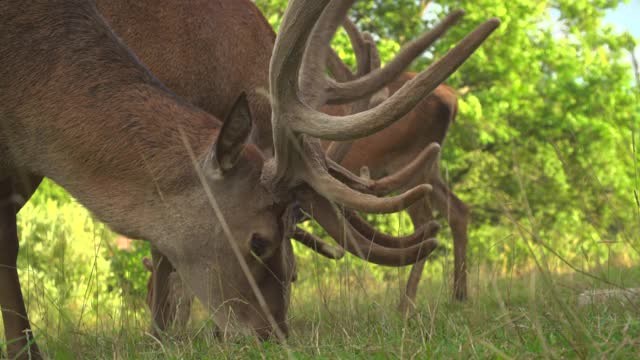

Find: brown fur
<box><xmin>325</xmin><ymin>75</ymin><xmax>456</xmax><ymax>178</ymax></box>
<box><xmin>1</xmin><ymin>1</ymin><xmax>295</xmax><ymax>358</ymax></box>
<box><xmin>96</xmin><ymin>0</ymin><xmax>276</xmax><ymax>152</ymax></box>
<box><xmin>325</xmin><ymin>76</ymin><xmax>470</xmax><ymax>309</ymax></box>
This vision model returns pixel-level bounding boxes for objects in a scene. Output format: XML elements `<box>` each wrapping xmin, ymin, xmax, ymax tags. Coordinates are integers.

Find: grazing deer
<box><xmin>1</xmin><ymin>0</ymin><xmax>497</xmax><ymax>358</ymax></box>
<box><xmin>97</xmin><ymin>0</ymin><xmax>490</xmax><ymax>324</ymax></box>
<box><xmin>1</xmin><ymin>0</ymin><xmax>300</xmax><ymax>356</ymax></box>
<box><xmin>97</xmin><ymin>0</ymin><xmax>443</xmax><ymax>332</ymax></box>
<box><xmin>317</xmin><ymin>16</ymin><xmax>472</xmax><ymax>311</ymax></box>
<box><xmin>296</xmin><ymin>1</ymin><xmax>472</xmax><ymax>308</ymax></box>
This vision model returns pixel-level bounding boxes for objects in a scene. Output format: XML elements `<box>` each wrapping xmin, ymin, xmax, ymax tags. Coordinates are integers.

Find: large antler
<box><xmin>271</xmin><ymin>12</ymin><xmax>499</xmax><ymax>142</ymax></box>
<box><xmin>328</xmin><ymin>17</ymin><xmax>382</xmax><ymax>81</ymax></box>
<box><xmin>322</xmin><ymin>17</ymin><xmax>372</xmax><ymax>83</ymax></box>
<box><xmin>301</xmin><ymin>1</ymin><xmax>467</xmax><ymax>108</ymax></box>
<box><xmin>322</xmin><ymin>15</ymin><xmax>437</xmax><ymax>257</ymax></box>
<box><xmin>298</xmin><ymin>192</ymin><xmax>438</xmax><ymax>266</ymax></box>
<box><xmin>265</xmin><ymin>0</ymin><xmax>429</xmax><ymax>264</ymax></box>
<box><xmin>325</xmin><ymin>21</ymin><xmax>386</xmax><ymax>163</ymax></box>
<box><xmin>264</xmin><ymin>0</ymin><xmax>432</xmax><ymax>213</ymax></box>
<box><xmin>265</xmin><ymin>0</ymin><xmax>498</xmax><ymax>179</ymax></box>
<box><xmin>264</xmin><ymin>0</ymin><xmax>499</xmax><ymax>265</ymax></box>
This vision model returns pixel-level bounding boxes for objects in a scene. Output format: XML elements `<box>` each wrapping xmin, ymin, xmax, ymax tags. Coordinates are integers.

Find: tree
<box><xmin>256</xmin><ymin>0</ymin><xmax>640</xmax><ymax>268</ymax></box>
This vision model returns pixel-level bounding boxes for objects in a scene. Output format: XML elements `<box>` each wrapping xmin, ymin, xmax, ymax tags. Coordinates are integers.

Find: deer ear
<box><xmin>214</xmin><ymin>92</ymin><xmax>253</xmax><ymax>171</ymax></box>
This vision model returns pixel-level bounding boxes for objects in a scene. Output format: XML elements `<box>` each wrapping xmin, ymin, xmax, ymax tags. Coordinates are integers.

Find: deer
<box><xmin>290</xmin><ymin>0</ymin><xmax>472</xmax><ymax>308</ymax></box>
<box><xmin>315</xmin><ymin>14</ymin><xmax>471</xmax><ymax>311</ymax></box>
<box><xmin>1</xmin><ymin>0</ymin><xmax>498</xmax><ymax>358</ymax></box>
<box><xmin>96</xmin><ymin>0</ymin><xmax>438</xmax><ymax>331</ymax></box>
<box><xmin>96</xmin><ymin>0</ymin><xmax>490</xmax><ymax>325</ymax></box>
<box><xmin>141</xmin><ymin>258</ymin><xmax>193</xmax><ymax>330</ymax></box>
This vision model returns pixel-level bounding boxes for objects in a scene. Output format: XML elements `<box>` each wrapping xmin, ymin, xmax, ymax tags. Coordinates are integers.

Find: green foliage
<box><xmin>12</xmin><ymin>180</ymin><xmax>149</xmax><ymax>335</ymax></box>
<box><xmin>256</xmin><ymin>0</ymin><xmax>640</xmax><ymax>272</ymax></box>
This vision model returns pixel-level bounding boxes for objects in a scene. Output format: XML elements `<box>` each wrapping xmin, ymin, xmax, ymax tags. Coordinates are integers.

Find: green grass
<box><xmin>2</xmin><ymin>181</ymin><xmax>639</xmax><ymax>359</ymax></box>
<box><xmin>3</xmin><ymin>261</ymin><xmax>639</xmax><ymax>359</ymax></box>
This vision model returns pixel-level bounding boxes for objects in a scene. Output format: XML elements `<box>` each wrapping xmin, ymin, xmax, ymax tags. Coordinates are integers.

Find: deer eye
<box><xmin>250</xmin><ymin>234</ymin><xmax>270</xmax><ymax>258</ymax></box>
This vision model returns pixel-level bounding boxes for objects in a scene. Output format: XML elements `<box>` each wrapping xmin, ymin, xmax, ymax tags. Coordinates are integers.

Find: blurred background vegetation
<box><xmin>258</xmin><ymin>0</ymin><xmax>640</xmax><ymax>281</ymax></box>
<box><xmin>8</xmin><ymin>0</ymin><xmax>639</xmax><ymax>344</ymax></box>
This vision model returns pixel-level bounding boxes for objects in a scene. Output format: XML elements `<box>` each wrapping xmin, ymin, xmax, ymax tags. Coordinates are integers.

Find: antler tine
<box><xmin>362</xmin><ymin>32</ymin><xmax>381</xmax><ymax>71</ymax></box>
<box><xmin>307</xmin><ymin>170</ymin><xmax>432</xmax><ymax>213</ymax></box>
<box><xmin>299</xmin><ymin>0</ymin><xmax>357</xmax><ymax>108</ymax></box>
<box><xmin>363</xmin><ymin>32</ymin><xmax>391</xmax><ymax>108</ymax></box>
<box><xmin>294</xmin><ymin>202</ymin><xmax>438</xmax><ymax>254</ymax></box>
<box><xmin>299</xmin><ymin>193</ymin><xmax>439</xmax><ymax>266</ymax></box>
<box><xmin>267</xmin><ymin>0</ymin><xmax>433</xmax><ymax>214</ymax></box>
<box><xmin>325</xmin><ymin>140</ymin><xmax>355</xmax><ymax>164</ymax></box>
<box><xmin>325</xmin><ymin>9</ymin><xmax>466</xmax><ymax>105</ymax></box>
<box><xmin>287</xmin><ymin>17</ymin><xmax>500</xmax><ymax>141</ymax></box>
<box><xmin>344</xmin><ymin>210</ymin><xmax>441</xmax><ymax>248</ymax></box>
<box><xmin>342</xmin><ymin>17</ymin><xmax>369</xmax><ymax>77</ymax></box>
<box><xmin>326</xmin><ymin>30</ymin><xmax>382</xmax><ymax>162</ymax></box>
<box><xmin>292</xmin><ymin>227</ymin><xmax>345</xmax><ymax>259</ymax></box>
<box><xmin>324</xmin><ymin>17</ymin><xmax>374</xmax><ymax>83</ymax></box>
<box><xmin>349</xmin><ymin>31</ymin><xmax>385</xmax><ymax>113</ymax></box>
<box><xmin>327</xmin><ymin>48</ymin><xmax>356</xmax><ymax>82</ymax></box>
<box><xmin>293</xmin><ymin>204</ymin><xmax>442</xmax><ymax>259</ymax></box>
<box><xmin>328</xmin><ymin>142</ymin><xmax>442</xmax><ymax>196</ymax></box>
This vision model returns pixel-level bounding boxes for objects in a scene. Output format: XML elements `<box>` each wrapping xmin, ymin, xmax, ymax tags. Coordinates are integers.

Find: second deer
<box><xmin>317</xmin><ymin>12</ymin><xmax>472</xmax><ymax>311</ymax></box>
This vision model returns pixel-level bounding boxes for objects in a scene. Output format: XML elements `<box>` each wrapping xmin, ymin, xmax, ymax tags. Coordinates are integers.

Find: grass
<box><xmin>3</xmin><ymin>257</ymin><xmax>639</xmax><ymax>359</ymax></box>
<box><xmin>2</xmin><ymin>181</ymin><xmax>639</xmax><ymax>358</ymax></box>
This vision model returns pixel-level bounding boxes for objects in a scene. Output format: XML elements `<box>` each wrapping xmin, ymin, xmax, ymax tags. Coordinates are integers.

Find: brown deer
<box><xmin>293</xmin><ymin>0</ymin><xmax>471</xmax><ymax>308</ymax></box>
<box><xmin>98</xmin><ymin>0</ymin><xmax>485</xmax><ymax>324</ymax></box>
<box><xmin>97</xmin><ymin>0</ymin><xmax>445</xmax><ymax>332</ymax></box>
<box><xmin>316</xmin><ymin>15</ymin><xmax>471</xmax><ymax>310</ymax></box>
<box><xmin>1</xmin><ymin>0</ymin><xmax>497</xmax><ymax>358</ymax></box>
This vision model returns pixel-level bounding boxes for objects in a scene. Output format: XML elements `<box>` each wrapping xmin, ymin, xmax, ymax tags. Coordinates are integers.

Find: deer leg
<box><xmin>149</xmin><ymin>246</ymin><xmax>178</xmax><ymax>336</ymax></box>
<box><xmin>398</xmin><ymin>197</ymin><xmax>434</xmax><ymax>315</ymax></box>
<box><xmin>1</xmin><ymin>178</ymin><xmax>42</xmax><ymax>360</ymax></box>
<box><xmin>144</xmin><ymin>257</ymin><xmax>193</xmax><ymax>334</ymax></box>
<box><xmin>430</xmin><ymin>177</ymin><xmax>469</xmax><ymax>301</ymax></box>
<box><xmin>166</xmin><ymin>271</ymin><xmax>193</xmax><ymax>332</ymax></box>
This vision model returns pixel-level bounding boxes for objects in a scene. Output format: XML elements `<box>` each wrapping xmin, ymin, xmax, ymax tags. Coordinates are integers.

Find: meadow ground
<box><xmin>2</xmin><ymin>256</ymin><xmax>638</xmax><ymax>359</ymax></box>
<box><xmin>2</xmin><ymin>183</ymin><xmax>639</xmax><ymax>359</ymax></box>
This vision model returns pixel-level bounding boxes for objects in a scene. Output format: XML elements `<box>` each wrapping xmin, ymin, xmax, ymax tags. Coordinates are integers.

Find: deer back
<box><xmin>96</xmin><ymin>0</ymin><xmax>276</xmax><ymax>152</ymax></box>
<box><xmin>322</xmin><ymin>75</ymin><xmax>458</xmax><ymax>180</ymax></box>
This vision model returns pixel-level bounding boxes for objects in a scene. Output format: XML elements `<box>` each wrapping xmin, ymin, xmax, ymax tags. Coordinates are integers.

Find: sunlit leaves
<box><xmin>255</xmin><ymin>0</ymin><xmax>639</xmax><ymax>266</ymax></box>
